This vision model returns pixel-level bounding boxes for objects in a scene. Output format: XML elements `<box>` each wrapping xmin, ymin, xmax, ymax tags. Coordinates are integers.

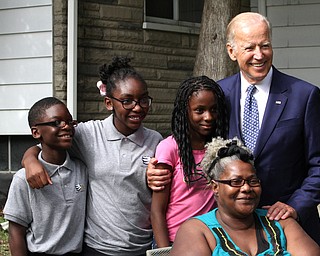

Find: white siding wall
<box><xmin>251</xmin><ymin>0</ymin><xmax>320</xmax><ymax>87</ymax></box>
<box><xmin>0</xmin><ymin>0</ymin><xmax>53</xmax><ymax>135</ymax></box>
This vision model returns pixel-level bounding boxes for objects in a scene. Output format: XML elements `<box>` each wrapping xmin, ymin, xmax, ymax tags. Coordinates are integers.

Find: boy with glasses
<box><xmin>3</xmin><ymin>97</ymin><xmax>87</xmax><ymax>256</ymax></box>
<box><xmin>22</xmin><ymin>57</ymin><xmax>163</xmax><ymax>255</ymax></box>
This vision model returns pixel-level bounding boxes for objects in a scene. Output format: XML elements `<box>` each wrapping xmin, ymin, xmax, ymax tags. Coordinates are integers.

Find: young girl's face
<box><xmin>105</xmin><ymin>77</ymin><xmax>150</xmax><ymax>136</ymax></box>
<box><xmin>188</xmin><ymin>90</ymin><xmax>218</xmax><ymax>144</ymax></box>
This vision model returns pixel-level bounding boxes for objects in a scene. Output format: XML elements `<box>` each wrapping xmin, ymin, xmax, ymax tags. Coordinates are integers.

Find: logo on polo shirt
<box><xmin>75</xmin><ymin>184</ymin><xmax>85</xmax><ymax>192</ymax></box>
<box><xmin>142</xmin><ymin>156</ymin><xmax>151</xmax><ymax>165</ymax></box>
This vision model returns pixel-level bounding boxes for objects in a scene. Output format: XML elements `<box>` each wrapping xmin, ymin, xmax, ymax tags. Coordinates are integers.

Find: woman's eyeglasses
<box><xmin>214</xmin><ymin>178</ymin><xmax>261</xmax><ymax>187</ymax></box>
<box><xmin>110</xmin><ymin>96</ymin><xmax>152</xmax><ymax>110</ymax></box>
<box><xmin>34</xmin><ymin>120</ymin><xmax>78</xmax><ymax>128</ymax></box>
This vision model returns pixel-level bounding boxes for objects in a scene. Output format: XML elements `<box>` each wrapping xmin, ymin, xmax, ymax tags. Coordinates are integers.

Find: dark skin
<box><xmin>148</xmin><ymin>13</ymin><xmax>299</xmax><ymax>223</ymax></box>
<box><xmin>11</xmin><ymin>104</ymin><xmax>74</xmax><ymax>255</ymax></box>
<box><xmin>8</xmin><ymin>222</ymin><xmax>28</xmax><ymax>256</ymax></box>
<box><xmin>171</xmin><ymin>160</ymin><xmax>320</xmax><ymax>256</ymax></box>
<box><xmin>146</xmin><ymin>161</ymin><xmax>298</xmax><ymax>221</ymax></box>
<box><xmin>151</xmin><ymin>90</ymin><xmax>217</xmax><ymax>247</ymax></box>
<box><xmin>22</xmin><ymin>77</ymin><xmax>150</xmax><ymax>189</ymax></box>
<box><xmin>21</xmin><ymin>105</ymin><xmax>75</xmax><ymax>188</ymax></box>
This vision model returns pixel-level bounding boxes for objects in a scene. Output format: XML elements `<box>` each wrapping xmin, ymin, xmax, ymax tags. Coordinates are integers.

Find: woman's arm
<box><xmin>8</xmin><ymin>221</ymin><xmax>28</xmax><ymax>256</ymax></box>
<box><xmin>151</xmin><ymin>163</ymin><xmax>172</xmax><ymax>247</ymax></box>
<box><xmin>281</xmin><ymin>218</ymin><xmax>320</xmax><ymax>255</ymax></box>
<box><xmin>21</xmin><ymin>145</ymin><xmax>51</xmax><ymax>188</ymax></box>
<box><xmin>170</xmin><ymin>219</ymin><xmax>214</xmax><ymax>256</ymax></box>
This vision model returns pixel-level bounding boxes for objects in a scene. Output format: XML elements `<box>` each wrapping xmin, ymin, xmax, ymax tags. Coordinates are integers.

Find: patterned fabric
<box><xmin>242</xmin><ymin>85</ymin><xmax>259</xmax><ymax>151</ymax></box>
<box><xmin>194</xmin><ymin>209</ymin><xmax>290</xmax><ymax>256</ymax></box>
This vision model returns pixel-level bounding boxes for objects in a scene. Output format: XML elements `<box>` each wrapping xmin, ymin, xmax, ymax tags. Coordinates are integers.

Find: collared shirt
<box><xmin>3</xmin><ymin>152</ymin><xmax>87</xmax><ymax>254</ymax></box>
<box><xmin>240</xmin><ymin>67</ymin><xmax>273</xmax><ymax>129</ymax></box>
<box><xmin>71</xmin><ymin>115</ymin><xmax>163</xmax><ymax>255</ymax></box>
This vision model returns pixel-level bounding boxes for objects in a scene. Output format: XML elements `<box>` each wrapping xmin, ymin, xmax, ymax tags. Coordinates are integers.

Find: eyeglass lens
<box><xmin>111</xmin><ymin>96</ymin><xmax>152</xmax><ymax>110</ymax></box>
<box><xmin>124</xmin><ymin>98</ymin><xmax>151</xmax><ymax>109</ymax></box>
<box><xmin>55</xmin><ymin>120</ymin><xmax>78</xmax><ymax>127</ymax></box>
<box><xmin>231</xmin><ymin>178</ymin><xmax>260</xmax><ymax>187</ymax></box>
<box><xmin>215</xmin><ymin>178</ymin><xmax>260</xmax><ymax>187</ymax></box>
<box><xmin>35</xmin><ymin>120</ymin><xmax>78</xmax><ymax>128</ymax></box>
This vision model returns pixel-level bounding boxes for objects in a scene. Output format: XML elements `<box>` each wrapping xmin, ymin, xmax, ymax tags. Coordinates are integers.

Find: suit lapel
<box><xmin>226</xmin><ymin>74</ymin><xmax>243</xmax><ymax>140</ymax></box>
<box><xmin>254</xmin><ymin>69</ymin><xmax>288</xmax><ymax>159</ymax></box>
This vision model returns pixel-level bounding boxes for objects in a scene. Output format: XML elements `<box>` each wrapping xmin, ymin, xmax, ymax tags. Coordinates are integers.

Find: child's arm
<box><xmin>21</xmin><ymin>145</ymin><xmax>52</xmax><ymax>188</ymax></box>
<box><xmin>8</xmin><ymin>221</ymin><xmax>28</xmax><ymax>256</ymax></box>
<box><xmin>150</xmin><ymin>163</ymin><xmax>172</xmax><ymax>248</ymax></box>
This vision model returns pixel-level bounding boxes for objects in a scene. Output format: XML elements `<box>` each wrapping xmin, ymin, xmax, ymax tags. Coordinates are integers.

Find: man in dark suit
<box><xmin>219</xmin><ymin>12</ymin><xmax>320</xmax><ymax>244</ymax></box>
<box><xmin>148</xmin><ymin>12</ymin><xmax>320</xmax><ymax>244</ymax></box>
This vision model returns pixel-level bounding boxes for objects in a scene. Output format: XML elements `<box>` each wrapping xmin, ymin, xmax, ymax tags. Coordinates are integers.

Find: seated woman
<box><xmin>170</xmin><ymin>138</ymin><xmax>320</xmax><ymax>256</ymax></box>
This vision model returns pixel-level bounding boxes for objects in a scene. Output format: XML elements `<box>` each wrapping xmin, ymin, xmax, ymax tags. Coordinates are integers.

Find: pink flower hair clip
<box><xmin>96</xmin><ymin>81</ymin><xmax>106</xmax><ymax>96</ymax></box>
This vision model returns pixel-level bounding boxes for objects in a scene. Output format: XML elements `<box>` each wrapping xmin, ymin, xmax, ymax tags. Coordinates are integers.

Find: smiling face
<box><xmin>227</xmin><ymin>18</ymin><xmax>273</xmax><ymax>84</ymax></box>
<box><xmin>105</xmin><ymin>77</ymin><xmax>149</xmax><ymax>136</ymax></box>
<box><xmin>32</xmin><ymin>104</ymin><xmax>75</xmax><ymax>151</ymax></box>
<box><xmin>188</xmin><ymin>90</ymin><xmax>218</xmax><ymax>145</ymax></box>
<box><xmin>213</xmin><ymin>159</ymin><xmax>261</xmax><ymax>218</ymax></box>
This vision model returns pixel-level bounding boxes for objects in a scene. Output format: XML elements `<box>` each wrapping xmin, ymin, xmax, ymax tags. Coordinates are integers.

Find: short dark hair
<box><xmin>28</xmin><ymin>97</ymin><xmax>65</xmax><ymax>127</ymax></box>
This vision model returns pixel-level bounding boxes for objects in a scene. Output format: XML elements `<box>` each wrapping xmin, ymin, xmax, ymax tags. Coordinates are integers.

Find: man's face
<box><xmin>227</xmin><ymin>21</ymin><xmax>273</xmax><ymax>85</ymax></box>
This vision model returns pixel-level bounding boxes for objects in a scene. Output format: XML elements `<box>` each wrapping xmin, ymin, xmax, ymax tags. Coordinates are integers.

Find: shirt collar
<box><xmin>103</xmin><ymin>114</ymin><xmax>145</xmax><ymax>147</ymax></box>
<box><xmin>241</xmin><ymin>67</ymin><xmax>273</xmax><ymax>95</ymax></box>
<box><xmin>38</xmin><ymin>151</ymin><xmax>73</xmax><ymax>177</ymax></box>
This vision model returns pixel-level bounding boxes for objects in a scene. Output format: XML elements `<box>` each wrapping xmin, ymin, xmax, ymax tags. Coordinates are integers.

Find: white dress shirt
<box><xmin>240</xmin><ymin>67</ymin><xmax>273</xmax><ymax>130</ymax></box>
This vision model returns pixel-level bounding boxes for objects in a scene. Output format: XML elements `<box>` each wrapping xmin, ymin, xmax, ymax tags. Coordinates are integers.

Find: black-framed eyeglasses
<box><xmin>34</xmin><ymin>120</ymin><xmax>78</xmax><ymax>128</ymax></box>
<box><xmin>110</xmin><ymin>96</ymin><xmax>152</xmax><ymax>110</ymax></box>
<box><xmin>214</xmin><ymin>178</ymin><xmax>261</xmax><ymax>187</ymax></box>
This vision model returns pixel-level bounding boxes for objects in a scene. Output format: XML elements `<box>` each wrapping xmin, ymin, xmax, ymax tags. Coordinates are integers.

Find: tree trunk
<box><xmin>193</xmin><ymin>0</ymin><xmax>241</xmax><ymax>80</ymax></box>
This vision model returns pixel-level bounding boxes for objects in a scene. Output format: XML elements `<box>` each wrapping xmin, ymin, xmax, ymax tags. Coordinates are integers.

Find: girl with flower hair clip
<box><xmin>22</xmin><ymin>56</ymin><xmax>163</xmax><ymax>255</ymax></box>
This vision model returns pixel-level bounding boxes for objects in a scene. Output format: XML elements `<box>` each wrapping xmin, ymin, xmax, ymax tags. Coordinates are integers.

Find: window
<box><xmin>143</xmin><ymin>0</ymin><xmax>204</xmax><ymax>34</ymax></box>
<box><xmin>0</xmin><ymin>135</ymin><xmax>37</xmax><ymax>172</ymax></box>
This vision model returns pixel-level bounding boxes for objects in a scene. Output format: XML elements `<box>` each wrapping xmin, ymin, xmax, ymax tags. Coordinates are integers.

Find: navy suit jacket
<box><xmin>218</xmin><ymin>67</ymin><xmax>320</xmax><ymax>243</ymax></box>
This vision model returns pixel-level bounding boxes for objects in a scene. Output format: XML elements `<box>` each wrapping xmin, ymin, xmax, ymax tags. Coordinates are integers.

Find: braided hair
<box><xmin>172</xmin><ymin>76</ymin><xmax>228</xmax><ymax>182</ymax></box>
<box><xmin>201</xmin><ymin>137</ymin><xmax>254</xmax><ymax>183</ymax></box>
<box><xmin>99</xmin><ymin>56</ymin><xmax>147</xmax><ymax>97</ymax></box>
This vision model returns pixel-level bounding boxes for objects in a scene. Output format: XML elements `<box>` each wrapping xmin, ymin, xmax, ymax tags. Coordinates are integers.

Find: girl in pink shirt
<box><xmin>151</xmin><ymin>76</ymin><xmax>228</xmax><ymax>247</ymax></box>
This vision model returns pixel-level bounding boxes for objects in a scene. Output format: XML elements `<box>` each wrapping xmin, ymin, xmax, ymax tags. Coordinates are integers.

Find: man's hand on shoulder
<box><xmin>263</xmin><ymin>201</ymin><xmax>298</xmax><ymax>221</ymax></box>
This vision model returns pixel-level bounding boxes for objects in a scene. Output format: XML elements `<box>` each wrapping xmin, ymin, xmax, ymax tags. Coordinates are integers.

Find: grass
<box><xmin>0</xmin><ymin>213</ymin><xmax>10</xmax><ymax>256</ymax></box>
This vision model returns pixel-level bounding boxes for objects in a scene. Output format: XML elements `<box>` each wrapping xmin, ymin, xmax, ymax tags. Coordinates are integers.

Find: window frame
<box><xmin>143</xmin><ymin>0</ymin><xmax>201</xmax><ymax>34</ymax></box>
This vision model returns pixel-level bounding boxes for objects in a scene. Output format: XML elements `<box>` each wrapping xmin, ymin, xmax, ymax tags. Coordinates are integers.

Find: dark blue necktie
<box><xmin>242</xmin><ymin>85</ymin><xmax>259</xmax><ymax>151</ymax></box>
